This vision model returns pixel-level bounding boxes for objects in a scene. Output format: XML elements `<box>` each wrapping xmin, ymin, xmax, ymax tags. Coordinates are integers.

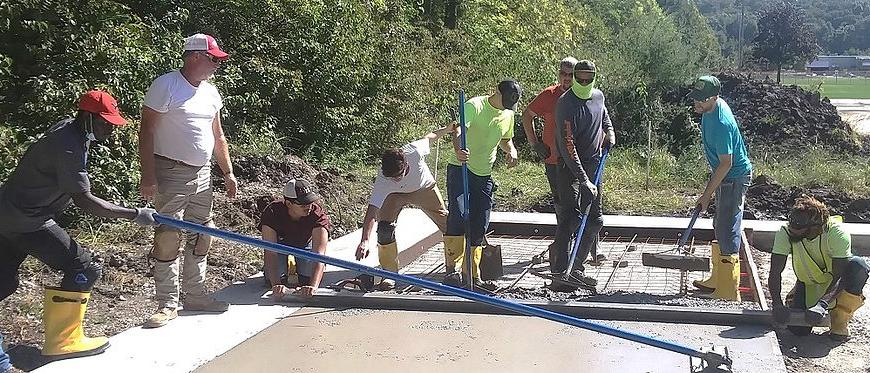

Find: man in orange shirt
<box><xmin>522</xmin><ymin>57</ymin><xmax>604</xmax><ymax>265</ymax></box>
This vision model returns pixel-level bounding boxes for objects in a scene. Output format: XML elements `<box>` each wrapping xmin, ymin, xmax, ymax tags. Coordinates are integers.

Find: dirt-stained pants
<box><xmin>150</xmin><ymin>156</ymin><xmax>214</xmax><ymax>309</ymax></box>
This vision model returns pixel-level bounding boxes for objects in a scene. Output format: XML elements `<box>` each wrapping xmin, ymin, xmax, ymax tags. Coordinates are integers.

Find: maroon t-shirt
<box><xmin>258</xmin><ymin>201</ymin><xmax>331</xmax><ymax>248</ymax></box>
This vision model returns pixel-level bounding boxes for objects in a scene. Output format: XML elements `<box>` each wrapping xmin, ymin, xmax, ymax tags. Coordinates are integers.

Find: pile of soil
<box><xmin>665</xmin><ymin>72</ymin><xmax>866</xmax><ymax>153</ymax></box>
<box><xmin>745</xmin><ymin>174</ymin><xmax>870</xmax><ymax>223</ymax></box>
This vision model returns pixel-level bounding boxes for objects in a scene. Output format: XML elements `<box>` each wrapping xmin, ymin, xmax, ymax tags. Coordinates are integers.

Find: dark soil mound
<box><xmin>745</xmin><ymin>174</ymin><xmax>870</xmax><ymax>223</ymax></box>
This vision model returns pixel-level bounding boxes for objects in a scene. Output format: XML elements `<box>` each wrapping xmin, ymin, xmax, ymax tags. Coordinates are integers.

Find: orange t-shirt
<box><xmin>527</xmin><ymin>84</ymin><xmax>566</xmax><ymax>165</ymax></box>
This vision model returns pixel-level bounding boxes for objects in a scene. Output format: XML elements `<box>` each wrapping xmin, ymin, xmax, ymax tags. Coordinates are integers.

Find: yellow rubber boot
<box><xmin>830</xmin><ymin>291</ymin><xmax>865</xmax><ymax>341</ymax></box>
<box><xmin>443</xmin><ymin>235</ymin><xmax>465</xmax><ymax>273</ymax></box>
<box><xmin>693</xmin><ymin>241</ymin><xmax>720</xmax><ymax>292</ymax></box>
<box><xmin>378</xmin><ymin>241</ymin><xmax>400</xmax><ymax>272</ymax></box>
<box><xmin>709</xmin><ymin>254</ymin><xmax>741</xmax><ymax>301</ymax></box>
<box><xmin>460</xmin><ymin>246</ymin><xmax>483</xmax><ymax>281</ymax></box>
<box><xmin>287</xmin><ymin>255</ymin><xmax>297</xmax><ymax>275</ymax></box>
<box><xmin>42</xmin><ymin>288</ymin><xmax>110</xmax><ymax>359</ymax></box>
<box><xmin>377</xmin><ymin>241</ymin><xmax>400</xmax><ymax>290</ymax></box>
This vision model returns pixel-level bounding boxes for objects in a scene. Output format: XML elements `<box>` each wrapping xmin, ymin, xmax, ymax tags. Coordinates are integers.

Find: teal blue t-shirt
<box><xmin>701</xmin><ymin>99</ymin><xmax>752</xmax><ymax>179</ymax></box>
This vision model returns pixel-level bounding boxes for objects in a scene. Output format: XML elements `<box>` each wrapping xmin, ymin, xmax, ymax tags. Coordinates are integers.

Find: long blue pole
<box><xmin>566</xmin><ymin>146</ymin><xmax>611</xmax><ymax>274</ymax></box>
<box><xmin>458</xmin><ymin>89</ymin><xmax>474</xmax><ymax>291</ymax></box>
<box><xmin>153</xmin><ymin>214</ymin><xmax>726</xmax><ymax>365</ymax></box>
<box><xmin>677</xmin><ymin>206</ymin><xmax>702</xmax><ymax>248</ymax></box>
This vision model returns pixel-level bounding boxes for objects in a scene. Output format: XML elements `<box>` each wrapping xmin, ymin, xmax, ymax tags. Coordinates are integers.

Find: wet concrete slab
<box><xmin>196</xmin><ymin>308</ymin><xmax>786</xmax><ymax>373</ymax></box>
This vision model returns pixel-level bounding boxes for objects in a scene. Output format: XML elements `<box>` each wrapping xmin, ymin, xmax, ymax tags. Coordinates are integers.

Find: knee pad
<box><xmin>151</xmin><ymin>225</ymin><xmax>182</xmax><ymax>261</ymax></box>
<box><xmin>61</xmin><ymin>262</ymin><xmax>102</xmax><ymax>292</ymax></box>
<box><xmin>376</xmin><ymin>221</ymin><xmax>396</xmax><ymax>245</ymax></box>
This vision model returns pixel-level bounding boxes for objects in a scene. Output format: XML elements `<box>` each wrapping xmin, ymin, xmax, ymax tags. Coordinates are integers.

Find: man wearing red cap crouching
<box><xmin>138</xmin><ymin>33</ymin><xmax>236</xmax><ymax>328</ymax></box>
<box><xmin>0</xmin><ymin>91</ymin><xmax>158</xmax><ymax>363</ymax></box>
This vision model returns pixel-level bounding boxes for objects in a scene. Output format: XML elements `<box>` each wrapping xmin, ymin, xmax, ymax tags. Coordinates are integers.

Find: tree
<box><xmin>750</xmin><ymin>1</ymin><xmax>819</xmax><ymax>83</ymax></box>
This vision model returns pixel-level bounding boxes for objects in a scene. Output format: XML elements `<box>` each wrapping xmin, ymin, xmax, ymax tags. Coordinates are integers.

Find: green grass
<box><xmin>753</xmin><ymin>147</ymin><xmax>870</xmax><ymax>196</ymax></box>
<box><xmin>782</xmin><ymin>75</ymin><xmax>870</xmax><ymax>99</ymax></box>
<box><xmin>423</xmin><ymin>143</ymin><xmax>870</xmax><ymax>217</ymax></box>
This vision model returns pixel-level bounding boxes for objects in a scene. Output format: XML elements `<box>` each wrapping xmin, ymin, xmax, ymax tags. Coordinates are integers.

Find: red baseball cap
<box><xmin>78</xmin><ymin>90</ymin><xmax>127</xmax><ymax>126</ymax></box>
<box><xmin>183</xmin><ymin>33</ymin><xmax>229</xmax><ymax>60</ymax></box>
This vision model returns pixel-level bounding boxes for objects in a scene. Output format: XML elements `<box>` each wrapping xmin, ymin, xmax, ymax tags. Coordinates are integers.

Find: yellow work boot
<box><xmin>708</xmin><ymin>254</ymin><xmax>741</xmax><ymax>301</ymax></box>
<box><xmin>460</xmin><ymin>246</ymin><xmax>483</xmax><ymax>280</ymax></box>
<box><xmin>830</xmin><ymin>291</ymin><xmax>865</xmax><ymax>341</ymax></box>
<box><xmin>377</xmin><ymin>241</ymin><xmax>399</xmax><ymax>290</ymax></box>
<box><xmin>443</xmin><ymin>235</ymin><xmax>465</xmax><ymax>274</ymax></box>
<box><xmin>41</xmin><ymin>288</ymin><xmax>110</xmax><ymax>359</ymax></box>
<box><xmin>693</xmin><ymin>241</ymin><xmax>721</xmax><ymax>292</ymax></box>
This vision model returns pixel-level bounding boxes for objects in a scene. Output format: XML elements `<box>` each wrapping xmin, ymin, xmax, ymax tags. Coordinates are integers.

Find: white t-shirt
<box><xmin>143</xmin><ymin>70</ymin><xmax>223</xmax><ymax>167</ymax></box>
<box><xmin>369</xmin><ymin>139</ymin><xmax>436</xmax><ymax>208</ymax></box>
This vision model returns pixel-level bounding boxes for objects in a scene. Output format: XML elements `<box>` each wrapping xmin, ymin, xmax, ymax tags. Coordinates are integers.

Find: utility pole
<box><xmin>737</xmin><ymin>0</ymin><xmax>745</xmax><ymax>70</ymax></box>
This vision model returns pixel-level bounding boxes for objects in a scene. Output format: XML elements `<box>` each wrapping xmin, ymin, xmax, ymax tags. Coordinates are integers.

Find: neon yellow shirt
<box><xmin>448</xmin><ymin>95</ymin><xmax>515</xmax><ymax>176</ymax></box>
<box><xmin>772</xmin><ymin>216</ymin><xmax>851</xmax><ymax>307</ymax></box>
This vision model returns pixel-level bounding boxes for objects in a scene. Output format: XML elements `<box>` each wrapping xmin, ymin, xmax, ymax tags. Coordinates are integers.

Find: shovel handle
<box><xmin>677</xmin><ymin>206</ymin><xmax>701</xmax><ymax>248</ymax></box>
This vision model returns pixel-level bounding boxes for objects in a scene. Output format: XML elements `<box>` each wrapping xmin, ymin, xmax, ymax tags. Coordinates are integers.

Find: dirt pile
<box><xmin>715</xmin><ymin>72</ymin><xmax>864</xmax><ymax>152</ymax></box>
<box><xmin>212</xmin><ymin>154</ymin><xmax>367</xmax><ymax>236</ymax></box>
<box><xmin>745</xmin><ymin>174</ymin><xmax>870</xmax><ymax>223</ymax></box>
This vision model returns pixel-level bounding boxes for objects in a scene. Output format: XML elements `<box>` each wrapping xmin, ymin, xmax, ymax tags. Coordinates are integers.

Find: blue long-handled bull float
<box><xmin>153</xmin><ymin>214</ymin><xmax>733</xmax><ymax>370</ymax></box>
<box><xmin>458</xmin><ymin>89</ymin><xmax>475</xmax><ymax>291</ymax></box>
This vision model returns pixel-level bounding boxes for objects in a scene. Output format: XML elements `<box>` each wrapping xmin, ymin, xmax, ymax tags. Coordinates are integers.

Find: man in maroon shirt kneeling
<box><xmin>259</xmin><ymin>178</ymin><xmax>331</xmax><ymax>298</ymax></box>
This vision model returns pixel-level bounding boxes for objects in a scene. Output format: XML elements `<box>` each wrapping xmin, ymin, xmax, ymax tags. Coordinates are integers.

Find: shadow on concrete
<box><xmin>775</xmin><ymin>329</ymin><xmax>845</xmax><ymax>359</ymax></box>
<box><xmin>7</xmin><ymin>344</ymin><xmax>51</xmax><ymax>372</ymax></box>
<box><xmin>718</xmin><ymin>325</ymin><xmax>770</xmax><ymax>339</ymax></box>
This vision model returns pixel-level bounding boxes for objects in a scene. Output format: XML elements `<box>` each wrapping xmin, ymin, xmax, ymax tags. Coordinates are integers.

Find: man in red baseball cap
<box><xmin>0</xmin><ymin>90</ymin><xmax>158</xmax><ymax>365</ymax></box>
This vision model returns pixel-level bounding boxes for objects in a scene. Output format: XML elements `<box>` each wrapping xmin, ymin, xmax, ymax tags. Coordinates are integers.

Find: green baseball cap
<box><xmin>687</xmin><ymin>75</ymin><xmax>721</xmax><ymax>101</ymax></box>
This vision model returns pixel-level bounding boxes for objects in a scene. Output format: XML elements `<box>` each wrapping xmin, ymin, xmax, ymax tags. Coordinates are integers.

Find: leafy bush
<box><xmin>0</xmin><ymin>0</ymin><xmax>720</xmax><ymax>218</ymax></box>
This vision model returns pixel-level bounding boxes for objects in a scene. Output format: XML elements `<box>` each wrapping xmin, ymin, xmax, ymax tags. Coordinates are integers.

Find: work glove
<box><xmin>805</xmin><ymin>300</ymin><xmax>829</xmax><ymax>325</ymax></box>
<box><xmin>577</xmin><ymin>180</ymin><xmax>598</xmax><ymax>211</ymax></box>
<box><xmin>533</xmin><ymin>142</ymin><xmax>550</xmax><ymax>160</ymax></box>
<box><xmin>773</xmin><ymin>305</ymin><xmax>791</xmax><ymax>325</ymax></box>
<box><xmin>134</xmin><ymin>207</ymin><xmax>158</xmax><ymax>226</ymax></box>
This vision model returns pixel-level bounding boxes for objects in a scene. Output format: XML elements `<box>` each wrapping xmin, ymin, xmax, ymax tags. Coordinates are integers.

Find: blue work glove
<box><xmin>805</xmin><ymin>300</ymin><xmax>829</xmax><ymax>325</ymax></box>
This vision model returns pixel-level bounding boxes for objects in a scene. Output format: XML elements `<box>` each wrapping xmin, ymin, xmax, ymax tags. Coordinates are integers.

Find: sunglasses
<box><xmin>574</xmin><ymin>73</ymin><xmax>595</xmax><ymax>85</ymax></box>
<box><xmin>198</xmin><ymin>52</ymin><xmax>223</xmax><ymax>64</ymax></box>
<box><xmin>559</xmin><ymin>70</ymin><xmax>573</xmax><ymax>77</ymax></box>
<box><xmin>693</xmin><ymin>96</ymin><xmax>716</xmax><ymax>104</ymax></box>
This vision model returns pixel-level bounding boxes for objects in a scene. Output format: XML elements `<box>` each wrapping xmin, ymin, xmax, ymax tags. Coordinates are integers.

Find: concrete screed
<box><xmin>33</xmin><ymin>209</ymin><xmax>790</xmax><ymax>372</ymax></box>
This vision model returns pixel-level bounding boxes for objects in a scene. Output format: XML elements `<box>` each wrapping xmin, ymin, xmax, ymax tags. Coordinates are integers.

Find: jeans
<box><xmin>0</xmin><ymin>332</ymin><xmax>10</xmax><ymax>372</ymax></box>
<box><xmin>263</xmin><ymin>241</ymin><xmax>315</xmax><ymax>287</ymax></box>
<box><xmin>713</xmin><ymin>174</ymin><xmax>751</xmax><ymax>255</ymax></box>
<box><xmin>445</xmin><ymin>164</ymin><xmax>494</xmax><ymax>246</ymax></box>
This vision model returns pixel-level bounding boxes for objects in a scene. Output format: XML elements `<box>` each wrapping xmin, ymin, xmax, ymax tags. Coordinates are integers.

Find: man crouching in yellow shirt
<box><xmin>769</xmin><ymin>195</ymin><xmax>869</xmax><ymax>340</ymax></box>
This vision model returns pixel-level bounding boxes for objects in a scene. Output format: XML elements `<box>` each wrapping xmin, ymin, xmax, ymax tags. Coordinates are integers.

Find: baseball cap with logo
<box><xmin>183</xmin><ymin>33</ymin><xmax>229</xmax><ymax>60</ymax></box>
<box><xmin>687</xmin><ymin>75</ymin><xmax>721</xmax><ymax>101</ymax></box>
<box><xmin>78</xmin><ymin>90</ymin><xmax>127</xmax><ymax>126</ymax></box>
<box><xmin>283</xmin><ymin>178</ymin><xmax>321</xmax><ymax>205</ymax></box>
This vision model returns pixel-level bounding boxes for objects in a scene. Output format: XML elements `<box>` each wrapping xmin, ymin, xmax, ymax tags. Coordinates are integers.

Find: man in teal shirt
<box><xmin>687</xmin><ymin>75</ymin><xmax>752</xmax><ymax>301</ymax></box>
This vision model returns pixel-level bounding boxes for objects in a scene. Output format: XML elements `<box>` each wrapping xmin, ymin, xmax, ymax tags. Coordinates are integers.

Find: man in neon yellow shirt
<box><xmin>444</xmin><ymin>80</ymin><xmax>521</xmax><ymax>291</ymax></box>
<box><xmin>769</xmin><ymin>195</ymin><xmax>869</xmax><ymax>340</ymax></box>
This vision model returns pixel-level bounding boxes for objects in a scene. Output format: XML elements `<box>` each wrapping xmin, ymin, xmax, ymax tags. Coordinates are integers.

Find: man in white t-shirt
<box><xmin>354</xmin><ymin>125</ymin><xmax>454</xmax><ymax>290</ymax></box>
<box><xmin>138</xmin><ymin>33</ymin><xmax>237</xmax><ymax>328</ymax></box>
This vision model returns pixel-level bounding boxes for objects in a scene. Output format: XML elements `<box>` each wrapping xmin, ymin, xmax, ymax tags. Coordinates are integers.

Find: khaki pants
<box><xmin>379</xmin><ymin>184</ymin><xmax>447</xmax><ymax>233</ymax></box>
<box><xmin>150</xmin><ymin>156</ymin><xmax>214</xmax><ymax>309</ymax></box>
